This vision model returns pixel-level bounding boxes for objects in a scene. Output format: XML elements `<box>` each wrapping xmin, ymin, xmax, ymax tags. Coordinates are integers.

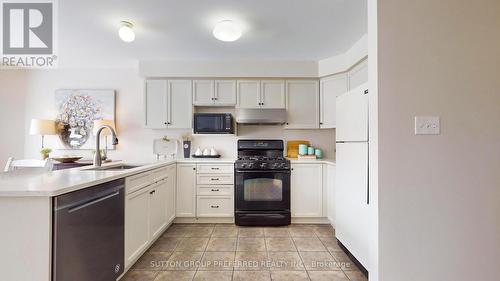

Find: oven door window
<box><xmin>235</xmin><ymin>171</ymin><xmax>290</xmax><ymax>211</ymax></box>
<box><xmin>244</xmin><ymin>178</ymin><xmax>282</xmax><ymax>201</ymax></box>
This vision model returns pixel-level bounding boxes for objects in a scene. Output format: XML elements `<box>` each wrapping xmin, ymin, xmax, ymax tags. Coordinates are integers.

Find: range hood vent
<box><xmin>236</xmin><ymin>108</ymin><xmax>286</xmax><ymax>125</ymax></box>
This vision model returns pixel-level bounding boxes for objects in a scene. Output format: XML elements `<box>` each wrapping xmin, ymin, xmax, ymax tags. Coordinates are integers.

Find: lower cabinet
<box><xmin>324</xmin><ymin>164</ymin><xmax>336</xmax><ymax>225</ymax></box>
<box><xmin>124</xmin><ymin>185</ymin><xmax>151</xmax><ymax>268</ymax></box>
<box><xmin>196</xmin><ymin>196</ymin><xmax>234</xmax><ymax>217</ymax></box>
<box><xmin>166</xmin><ymin>165</ymin><xmax>176</xmax><ymax>223</ymax></box>
<box><xmin>149</xmin><ymin>180</ymin><xmax>168</xmax><ymax>240</ymax></box>
<box><xmin>125</xmin><ymin>164</ymin><xmax>176</xmax><ymax>268</ymax></box>
<box><xmin>291</xmin><ymin>163</ymin><xmax>324</xmax><ymax>217</ymax></box>
<box><xmin>176</xmin><ymin>164</ymin><xmax>197</xmax><ymax>217</ymax></box>
<box><xmin>196</xmin><ymin>163</ymin><xmax>234</xmax><ymax>218</ymax></box>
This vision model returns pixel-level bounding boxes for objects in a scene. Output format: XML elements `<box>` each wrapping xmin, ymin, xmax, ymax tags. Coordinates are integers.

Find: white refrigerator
<box><xmin>335</xmin><ymin>83</ymin><xmax>370</xmax><ymax>269</ymax></box>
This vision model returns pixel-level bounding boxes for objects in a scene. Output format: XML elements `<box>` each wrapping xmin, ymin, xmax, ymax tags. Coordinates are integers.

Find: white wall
<box><xmin>318</xmin><ymin>34</ymin><xmax>368</xmax><ymax>77</ymax></box>
<box><xmin>22</xmin><ymin>68</ymin><xmax>181</xmax><ymax>162</ymax></box>
<box><xmin>19</xmin><ymin>68</ymin><xmax>335</xmax><ymax>162</ymax></box>
<box><xmin>0</xmin><ymin>71</ymin><xmax>27</xmax><ymax>163</ymax></box>
<box><xmin>377</xmin><ymin>0</ymin><xmax>500</xmax><ymax>280</ymax></box>
<box><xmin>139</xmin><ymin>60</ymin><xmax>318</xmax><ymax>78</ymax></box>
<box><xmin>367</xmin><ymin>0</ymin><xmax>379</xmax><ymax>279</ymax></box>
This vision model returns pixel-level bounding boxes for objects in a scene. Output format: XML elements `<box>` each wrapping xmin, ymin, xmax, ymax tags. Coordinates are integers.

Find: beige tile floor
<box><xmin>122</xmin><ymin>224</ymin><xmax>367</xmax><ymax>281</ymax></box>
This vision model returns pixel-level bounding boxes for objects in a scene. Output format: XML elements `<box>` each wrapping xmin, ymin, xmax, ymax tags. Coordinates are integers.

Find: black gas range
<box><xmin>234</xmin><ymin>140</ymin><xmax>291</xmax><ymax>226</ymax></box>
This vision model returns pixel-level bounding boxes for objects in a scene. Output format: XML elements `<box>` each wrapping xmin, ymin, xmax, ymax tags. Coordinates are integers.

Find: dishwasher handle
<box><xmin>68</xmin><ymin>191</ymin><xmax>120</xmax><ymax>213</ymax></box>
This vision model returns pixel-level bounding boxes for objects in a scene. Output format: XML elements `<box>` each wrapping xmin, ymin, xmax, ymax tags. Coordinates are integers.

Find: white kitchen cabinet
<box><xmin>193</xmin><ymin>80</ymin><xmax>214</xmax><ymax>106</ymax></box>
<box><xmin>197</xmin><ymin>196</ymin><xmax>234</xmax><ymax>217</ymax></box>
<box><xmin>144</xmin><ymin>80</ymin><xmax>168</xmax><ymax>128</ymax></box>
<box><xmin>320</xmin><ymin>74</ymin><xmax>348</xmax><ymax>128</ymax></box>
<box><xmin>348</xmin><ymin>58</ymin><xmax>368</xmax><ymax>90</ymax></box>
<box><xmin>291</xmin><ymin>163</ymin><xmax>323</xmax><ymax>217</ymax></box>
<box><xmin>324</xmin><ymin>164</ymin><xmax>336</xmax><ymax>226</ymax></box>
<box><xmin>237</xmin><ymin>80</ymin><xmax>285</xmax><ymax>109</ymax></box>
<box><xmin>149</xmin><ymin>180</ymin><xmax>168</xmax><ymax>240</ymax></box>
<box><xmin>237</xmin><ymin>80</ymin><xmax>261</xmax><ymax>108</ymax></box>
<box><xmin>195</xmin><ymin>163</ymin><xmax>234</xmax><ymax>218</ymax></box>
<box><xmin>193</xmin><ymin>80</ymin><xmax>236</xmax><ymax>106</ymax></box>
<box><xmin>285</xmin><ymin>80</ymin><xmax>320</xmax><ymax>129</ymax></box>
<box><xmin>168</xmin><ymin>80</ymin><xmax>193</xmax><ymax>128</ymax></box>
<box><xmin>125</xmin><ymin>185</ymin><xmax>151</xmax><ymax>268</ymax></box>
<box><xmin>214</xmin><ymin>80</ymin><xmax>237</xmax><ymax>105</ymax></box>
<box><xmin>261</xmin><ymin>80</ymin><xmax>286</xmax><ymax>108</ymax></box>
<box><xmin>166</xmin><ymin>165</ymin><xmax>176</xmax><ymax>224</ymax></box>
<box><xmin>144</xmin><ymin>79</ymin><xmax>192</xmax><ymax>129</ymax></box>
<box><xmin>176</xmin><ymin>164</ymin><xmax>197</xmax><ymax>217</ymax></box>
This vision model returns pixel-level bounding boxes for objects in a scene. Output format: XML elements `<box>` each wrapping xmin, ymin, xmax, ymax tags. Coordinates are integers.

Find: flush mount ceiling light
<box><xmin>212</xmin><ymin>20</ymin><xmax>242</xmax><ymax>42</ymax></box>
<box><xmin>118</xmin><ymin>21</ymin><xmax>135</xmax><ymax>42</ymax></box>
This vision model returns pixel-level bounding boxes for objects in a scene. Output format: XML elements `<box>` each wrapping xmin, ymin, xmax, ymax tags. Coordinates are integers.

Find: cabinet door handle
<box><xmin>193</xmin><ymin>167</ymin><xmax>196</xmax><ymax>170</ymax></box>
<box><xmin>211</xmin><ymin>189</ymin><xmax>220</xmax><ymax>192</ymax></box>
<box><xmin>211</xmin><ymin>167</ymin><xmax>219</xmax><ymax>170</ymax></box>
<box><xmin>211</xmin><ymin>205</ymin><xmax>220</xmax><ymax>208</ymax></box>
<box><xmin>149</xmin><ymin>190</ymin><xmax>156</xmax><ymax>195</ymax></box>
<box><xmin>211</xmin><ymin>178</ymin><xmax>220</xmax><ymax>181</ymax></box>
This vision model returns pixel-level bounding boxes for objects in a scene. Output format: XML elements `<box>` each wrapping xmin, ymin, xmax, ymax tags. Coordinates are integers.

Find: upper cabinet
<box><xmin>192</xmin><ymin>80</ymin><xmax>214</xmax><ymax>106</ymax></box>
<box><xmin>214</xmin><ymin>80</ymin><xmax>237</xmax><ymax>105</ymax></box>
<box><xmin>285</xmin><ymin>80</ymin><xmax>320</xmax><ymax>129</ymax></box>
<box><xmin>348</xmin><ymin>58</ymin><xmax>368</xmax><ymax>89</ymax></box>
<box><xmin>320</xmin><ymin>73</ymin><xmax>348</xmax><ymax>128</ymax></box>
<box><xmin>144</xmin><ymin>79</ymin><xmax>193</xmax><ymax>129</ymax></box>
<box><xmin>193</xmin><ymin>80</ymin><xmax>236</xmax><ymax>106</ymax></box>
<box><xmin>145</xmin><ymin>80</ymin><xmax>168</xmax><ymax>129</ymax></box>
<box><xmin>261</xmin><ymin>80</ymin><xmax>286</xmax><ymax>109</ymax></box>
<box><xmin>236</xmin><ymin>80</ymin><xmax>286</xmax><ymax>109</ymax></box>
<box><xmin>236</xmin><ymin>80</ymin><xmax>261</xmax><ymax>108</ymax></box>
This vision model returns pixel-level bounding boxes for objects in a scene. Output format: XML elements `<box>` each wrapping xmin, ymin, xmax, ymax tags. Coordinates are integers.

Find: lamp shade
<box><xmin>93</xmin><ymin>119</ymin><xmax>116</xmax><ymax>136</ymax></box>
<box><xmin>29</xmin><ymin>119</ymin><xmax>56</xmax><ymax>135</ymax></box>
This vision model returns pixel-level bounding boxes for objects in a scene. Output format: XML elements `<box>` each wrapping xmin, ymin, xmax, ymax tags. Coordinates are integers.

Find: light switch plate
<box><xmin>415</xmin><ymin>116</ymin><xmax>440</xmax><ymax>135</ymax></box>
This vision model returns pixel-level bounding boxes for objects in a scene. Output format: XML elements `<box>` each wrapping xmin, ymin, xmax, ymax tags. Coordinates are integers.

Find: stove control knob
<box><xmin>248</xmin><ymin>163</ymin><xmax>254</xmax><ymax>168</ymax></box>
<box><xmin>241</xmin><ymin>163</ymin><xmax>247</xmax><ymax>168</ymax></box>
<box><xmin>260</xmin><ymin>163</ymin><xmax>267</xmax><ymax>168</ymax></box>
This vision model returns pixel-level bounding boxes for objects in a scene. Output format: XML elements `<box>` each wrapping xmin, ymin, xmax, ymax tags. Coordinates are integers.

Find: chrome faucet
<box><xmin>93</xmin><ymin>125</ymin><xmax>119</xmax><ymax>167</ymax></box>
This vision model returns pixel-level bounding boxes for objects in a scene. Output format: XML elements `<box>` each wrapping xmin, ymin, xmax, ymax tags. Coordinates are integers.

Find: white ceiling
<box><xmin>57</xmin><ymin>0</ymin><xmax>367</xmax><ymax>67</ymax></box>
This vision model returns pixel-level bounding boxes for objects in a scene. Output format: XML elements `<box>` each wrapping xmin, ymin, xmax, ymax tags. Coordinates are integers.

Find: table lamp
<box><xmin>29</xmin><ymin>119</ymin><xmax>56</xmax><ymax>149</ymax></box>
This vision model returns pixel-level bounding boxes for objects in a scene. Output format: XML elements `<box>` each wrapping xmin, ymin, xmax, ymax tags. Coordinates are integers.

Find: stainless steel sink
<box><xmin>84</xmin><ymin>164</ymin><xmax>143</xmax><ymax>171</ymax></box>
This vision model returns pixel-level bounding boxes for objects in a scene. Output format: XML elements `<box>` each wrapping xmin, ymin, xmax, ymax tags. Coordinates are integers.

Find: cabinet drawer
<box><xmin>126</xmin><ymin>171</ymin><xmax>153</xmax><ymax>194</ymax></box>
<box><xmin>197</xmin><ymin>174</ymin><xmax>234</xmax><ymax>185</ymax></box>
<box><xmin>196</xmin><ymin>164</ymin><xmax>234</xmax><ymax>174</ymax></box>
<box><xmin>151</xmin><ymin>165</ymin><xmax>170</xmax><ymax>182</ymax></box>
<box><xmin>197</xmin><ymin>185</ymin><xmax>234</xmax><ymax>196</ymax></box>
<box><xmin>196</xmin><ymin>196</ymin><xmax>234</xmax><ymax>217</ymax></box>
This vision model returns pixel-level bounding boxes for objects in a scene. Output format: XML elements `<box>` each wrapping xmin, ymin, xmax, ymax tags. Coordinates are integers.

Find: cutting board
<box><xmin>286</xmin><ymin>140</ymin><xmax>311</xmax><ymax>158</ymax></box>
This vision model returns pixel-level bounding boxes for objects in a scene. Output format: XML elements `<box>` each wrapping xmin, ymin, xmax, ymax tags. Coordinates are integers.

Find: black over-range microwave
<box><xmin>193</xmin><ymin>113</ymin><xmax>234</xmax><ymax>134</ymax></box>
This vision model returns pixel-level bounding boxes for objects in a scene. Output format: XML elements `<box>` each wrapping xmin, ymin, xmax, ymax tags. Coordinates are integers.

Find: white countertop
<box><xmin>176</xmin><ymin>158</ymin><xmax>236</xmax><ymax>163</ymax></box>
<box><xmin>289</xmin><ymin>158</ymin><xmax>336</xmax><ymax>165</ymax></box>
<box><xmin>0</xmin><ymin>157</ymin><xmax>333</xmax><ymax>197</ymax></box>
<box><xmin>0</xmin><ymin>160</ymin><xmax>177</xmax><ymax>197</ymax></box>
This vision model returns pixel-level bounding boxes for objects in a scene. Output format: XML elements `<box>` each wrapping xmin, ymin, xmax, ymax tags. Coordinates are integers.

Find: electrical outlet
<box><xmin>415</xmin><ymin>116</ymin><xmax>440</xmax><ymax>135</ymax></box>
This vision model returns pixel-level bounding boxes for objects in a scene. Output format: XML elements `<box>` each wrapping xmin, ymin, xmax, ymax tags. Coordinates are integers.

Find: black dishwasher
<box><xmin>53</xmin><ymin>179</ymin><xmax>125</xmax><ymax>281</ymax></box>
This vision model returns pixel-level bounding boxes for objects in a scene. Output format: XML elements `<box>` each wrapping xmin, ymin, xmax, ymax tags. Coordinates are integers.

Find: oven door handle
<box><xmin>235</xmin><ymin>169</ymin><xmax>290</xmax><ymax>174</ymax></box>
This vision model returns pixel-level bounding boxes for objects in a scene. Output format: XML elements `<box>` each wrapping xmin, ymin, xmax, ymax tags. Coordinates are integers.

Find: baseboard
<box><xmin>291</xmin><ymin>217</ymin><xmax>331</xmax><ymax>224</ymax></box>
<box><xmin>337</xmin><ymin>240</ymin><xmax>369</xmax><ymax>278</ymax></box>
<box><xmin>173</xmin><ymin>217</ymin><xmax>330</xmax><ymax>224</ymax></box>
<box><xmin>173</xmin><ymin>217</ymin><xmax>235</xmax><ymax>224</ymax></box>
